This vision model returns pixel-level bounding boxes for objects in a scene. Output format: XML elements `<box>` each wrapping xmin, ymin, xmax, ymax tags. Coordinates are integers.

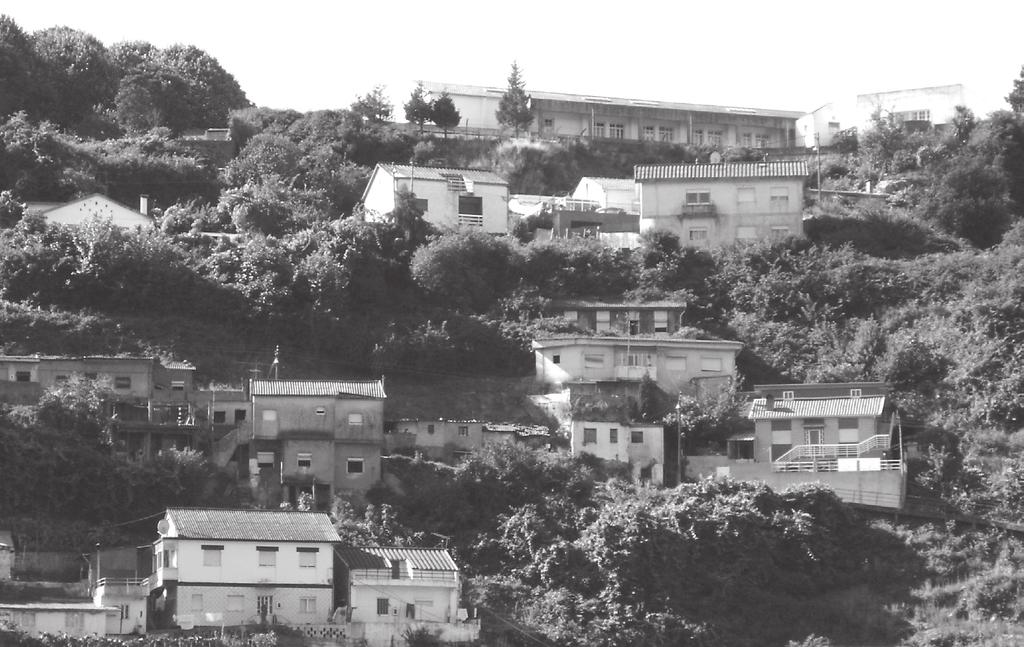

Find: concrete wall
<box><xmin>159</xmin><ymin>538</ymin><xmax>334</xmax><ymax>588</ymax></box>
<box><xmin>639</xmin><ymin>177</ymin><xmax>805</xmax><ymax>246</ymax></box>
<box><xmin>45</xmin><ymin>196</ymin><xmax>152</xmax><ymax>229</ymax></box>
<box><xmin>349</xmin><ymin>581</ymin><xmax>458</xmax><ymax>625</ymax></box>
<box><xmin>175</xmin><ymin>583</ymin><xmax>333</xmax><ymax>627</ymax></box>
<box><xmin>571</xmin><ymin>421</ymin><xmax>665</xmax><ymax>485</ymax></box>
<box><xmin>0</xmin><ymin>606</ymin><xmax>113</xmax><ymax>637</ymax></box>
<box><xmin>753</xmin><ymin>415</ymin><xmax>884</xmax><ymax>462</ymax></box>
<box><xmin>394</xmin><ymin>177</ymin><xmax>509</xmax><ymax>234</ymax></box>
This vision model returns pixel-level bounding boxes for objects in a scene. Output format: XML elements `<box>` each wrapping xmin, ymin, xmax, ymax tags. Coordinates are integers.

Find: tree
<box><xmin>30</xmin><ymin>26</ymin><xmax>116</xmax><ymax>127</ymax></box>
<box><xmin>351</xmin><ymin>84</ymin><xmax>393</xmax><ymax>124</ymax></box>
<box><xmin>495</xmin><ymin>62</ymin><xmax>533</xmax><ymax>137</ymax></box>
<box><xmin>0</xmin><ymin>15</ymin><xmax>38</xmax><ymax>118</ymax></box>
<box><xmin>430</xmin><ymin>92</ymin><xmax>461</xmax><ymax>139</ymax></box>
<box><xmin>158</xmin><ymin>44</ymin><xmax>250</xmax><ymax>126</ymax></box>
<box><xmin>0</xmin><ymin>190</ymin><xmax>24</xmax><ymax>228</ymax></box>
<box><xmin>404</xmin><ymin>82</ymin><xmax>433</xmax><ymax>133</ymax></box>
<box><xmin>1007</xmin><ymin>64</ymin><xmax>1024</xmax><ymax>112</ymax></box>
<box><xmin>113</xmin><ymin>63</ymin><xmax>191</xmax><ymax>133</ymax></box>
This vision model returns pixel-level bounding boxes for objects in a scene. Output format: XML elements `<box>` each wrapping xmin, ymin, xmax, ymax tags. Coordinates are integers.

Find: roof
<box><xmin>550</xmin><ymin>299</ymin><xmax>684</xmax><ymax>310</ymax></box>
<box><xmin>422</xmin><ymin>81</ymin><xmax>804</xmax><ymax>119</ymax></box>
<box><xmin>580</xmin><ymin>177</ymin><xmax>635</xmax><ymax>192</ymax></box>
<box><xmin>634</xmin><ymin>161</ymin><xmax>809</xmax><ymax>182</ymax></box>
<box><xmin>161</xmin><ymin>360</ymin><xmax>196</xmax><ymax>371</ymax></box>
<box><xmin>748</xmin><ymin>396</ymin><xmax>887</xmax><ymax>420</ymax></box>
<box><xmin>335</xmin><ymin>546</ymin><xmax>458</xmax><ymax>572</ymax></box>
<box><xmin>384</xmin><ymin>376</ymin><xmax>553</xmax><ymax>425</ymax></box>
<box><xmin>380</xmin><ymin>163</ymin><xmax>507</xmax><ymax>186</ymax></box>
<box><xmin>166</xmin><ymin>508</ymin><xmax>342</xmax><ymax>542</ymax></box>
<box><xmin>250</xmin><ymin>379</ymin><xmax>386</xmax><ymax>399</ymax></box>
<box><xmin>532</xmin><ymin>336</ymin><xmax>743</xmax><ymax>350</ymax></box>
<box><xmin>0</xmin><ymin>602</ymin><xmax>118</xmax><ymax>612</ymax></box>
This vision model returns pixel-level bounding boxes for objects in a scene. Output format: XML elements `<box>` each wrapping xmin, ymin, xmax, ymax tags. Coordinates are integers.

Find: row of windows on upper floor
<box><xmin>259</xmin><ymin>410</ymin><xmax>365</xmax><ymax>425</ymax></box>
<box><xmin>683</xmin><ymin>187</ymin><xmax>791</xmax><ymax>207</ymax></box>
<box><xmin>191</xmin><ymin>544</ymin><xmax>321</xmax><ymax>568</ymax></box>
<box><xmin>549</xmin><ymin>120</ymin><xmax>778</xmax><ymax>147</ymax></box>
<box><xmin>552</xmin><ymin>353</ymin><xmax>724</xmax><ymax>372</ymax></box>
<box><xmin>686</xmin><ymin>225</ymin><xmax>792</xmax><ymax>243</ymax></box>
<box><xmin>253</xmin><ymin>451</ymin><xmax>367</xmax><ymax>474</ymax></box>
<box><xmin>8</xmin><ymin>371</ymin><xmax>182</xmax><ymax>390</ymax></box>
<box><xmin>582</xmin><ymin>427</ymin><xmax>645</xmax><ymax>445</ymax></box>
<box><xmin>187</xmin><ymin>592</ymin><xmax>320</xmax><ymax>615</ymax></box>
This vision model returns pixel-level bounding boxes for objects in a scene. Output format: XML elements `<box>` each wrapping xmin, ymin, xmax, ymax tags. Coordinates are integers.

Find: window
<box><xmin>202</xmin><ymin>545</ymin><xmax>223</xmax><ymax>567</ymax></box>
<box><xmin>736</xmin><ymin>226</ymin><xmax>757</xmax><ymax>240</ymax></box>
<box><xmin>171</xmin><ymin>380</ymin><xmax>185</xmax><ymax>391</ymax></box>
<box><xmin>583</xmin><ymin>427</ymin><xmax>597</xmax><ymax>445</ymax></box>
<box><xmin>348</xmin><ymin>412</ymin><xmax>364</xmax><ymax>428</ymax></box>
<box><xmin>666</xmin><ymin>355</ymin><xmax>687</xmax><ymax>372</ymax></box>
<box><xmin>630</xmin><ymin>430</ymin><xmax>644</xmax><ymax>444</ymax></box>
<box><xmin>191</xmin><ymin>594</ymin><xmax>204</xmax><ymax>612</ymax></box>
<box><xmin>543</xmin><ymin>118</ymin><xmax>554</xmax><ymax>128</ymax></box>
<box><xmin>707</xmin><ymin>130</ymin><xmax>723</xmax><ymax>146</ymax></box>
<box><xmin>114</xmin><ymin>376</ymin><xmax>132</xmax><ymax>389</ymax></box>
<box><xmin>593</xmin><ymin>122</ymin><xmax>605</xmax><ymax>137</ymax></box>
<box><xmin>406</xmin><ymin>603</ymin><xmax>416</xmax><ymax>619</ymax></box>
<box><xmin>258</xmin><ymin>546</ymin><xmax>277</xmax><ymax>567</ymax></box>
<box><xmin>782</xmin><ymin>390</ymin><xmax>794</xmax><ymax>400</ymax></box>
<box><xmin>769</xmin><ymin>187</ymin><xmax>789</xmax><ymax>212</ymax></box>
<box><xmin>700</xmin><ymin>357</ymin><xmax>723</xmax><ymax>372</ymax></box>
<box><xmin>427</xmin><ymin>423</ymin><xmax>435</xmax><ymax>434</ymax></box>
<box><xmin>14</xmin><ymin>371</ymin><xmax>30</xmax><ymax>382</ymax></box>
<box><xmin>595</xmin><ymin>309</ymin><xmax>611</xmax><ymax>332</ymax></box>
<box><xmin>213</xmin><ymin>411</ymin><xmax>226</xmax><ymax>423</ymax></box>
<box><xmin>688</xmin><ymin>228</ymin><xmax>708</xmax><ymax>242</ymax></box>
<box><xmin>899</xmin><ymin>110</ymin><xmax>930</xmax><ymax>122</ymax></box>
<box><xmin>609</xmin><ymin>428</ymin><xmax>618</xmax><ymax>444</ymax></box>
<box><xmin>642</xmin><ymin>125</ymin><xmax>655</xmax><ymax>141</ymax></box>
<box><xmin>300</xmin><ymin>597</ymin><xmax>317</xmax><ymax>614</ymax></box>
<box><xmin>227</xmin><ymin>595</ymin><xmax>245</xmax><ymax>612</ymax></box>
<box><xmin>413</xmin><ymin>197</ymin><xmax>428</xmax><ymax>212</ymax></box>
<box><xmin>693</xmin><ymin>129</ymin><xmax>704</xmax><ymax>145</ymax></box>
<box><xmin>377</xmin><ymin>598</ymin><xmax>390</xmax><ymax>615</ymax></box>
<box><xmin>235</xmin><ymin>409</ymin><xmax>247</xmax><ymax>422</ymax></box>
<box><xmin>685</xmin><ymin>191</ymin><xmax>711</xmax><ymax>205</ymax></box>
<box><xmin>298</xmin><ymin>547</ymin><xmax>318</xmax><ymax>567</ymax></box>
<box><xmin>18</xmin><ymin>612</ymin><xmax>35</xmax><ymax>629</ymax></box>
<box><xmin>609</xmin><ymin>123</ymin><xmax>625</xmax><ymax>139</ymax></box>
<box><xmin>770</xmin><ymin>419</ymin><xmax>792</xmax><ymax>432</ymax></box>
<box><xmin>120</xmin><ymin>604</ymin><xmax>130</xmax><ymax>620</ymax></box>
<box><xmin>737</xmin><ymin>187</ymin><xmax>755</xmax><ymax>209</ymax></box>
<box><xmin>828</xmin><ymin>121</ymin><xmax>841</xmax><ymax>133</ymax></box>
<box><xmin>771</xmin><ymin>428</ymin><xmax>791</xmax><ymax>444</ymax></box>
<box><xmin>654</xmin><ymin>310</ymin><xmax>669</xmax><ymax>333</ymax></box>
<box><xmin>458</xmin><ymin>425</ymin><xmax>469</xmax><ymax>436</ymax></box>
<box><xmin>55</xmin><ymin>375</ymin><xmax>68</xmax><ymax>383</ymax></box>
<box><xmin>66</xmin><ymin>612</ymin><xmax>84</xmax><ymax>632</ymax></box>
<box><xmin>770</xmin><ymin>226</ymin><xmax>790</xmax><ymax>239</ymax></box>
<box><xmin>391</xmin><ymin>558</ymin><xmax>405</xmax><ymax>579</ymax></box>
<box><xmin>84</xmin><ymin>372</ymin><xmax>98</xmax><ymax>380</ymax></box>
<box><xmin>584</xmin><ymin>354</ymin><xmax>604</xmax><ymax>368</ymax></box>
<box><xmin>659</xmin><ymin>126</ymin><xmax>674</xmax><ymax>142</ymax></box>
<box><xmin>347</xmin><ymin>458</ymin><xmax>364</xmax><ymax>474</ymax></box>
<box><xmin>257</xmin><ymin>452</ymin><xmax>275</xmax><ymax>467</ymax></box>
<box><xmin>262</xmin><ymin>410</ymin><xmax>277</xmax><ymax>422</ymax></box>
<box><xmin>315</xmin><ymin>407</ymin><xmax>326</xmax><ymax>416</ymax></box>
<box><xmin>755</xmin><ymin>134</ymin><xmax>770</xmax><ymax>148</ymax></box>
<box><xmin>838</xmin><ymin>418</ymin><xmax>860</xmax><ymax>444</ymax></box>
<box><xmin>297</xmin><ymin>453</ymin><xmax>312</xmax><ymax>469</ymax></box>
<box><xmin>741</xmin><ymin>132</ymin><xmax>752</xmax><ymax>147</ymax></box>
<box><xmin>850</xmin><ymin>388</ymin><xmax>862</xmax><ymax>398</ymax></box>
<box><xmin>458</xmin><ymin>195</ymin><xmax>483</xmax><ymax>215</ymax></box>
<box><xmin>552</xmin><ymin>354</ymin><xmax>561</xmax><ymax>364</ymax></box>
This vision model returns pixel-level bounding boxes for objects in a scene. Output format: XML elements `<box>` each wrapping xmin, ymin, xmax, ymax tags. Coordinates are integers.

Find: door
<box><xmin>257</xmin><ymin>595</ymin><xmax>274</xmax><ymax>625</ymax></box>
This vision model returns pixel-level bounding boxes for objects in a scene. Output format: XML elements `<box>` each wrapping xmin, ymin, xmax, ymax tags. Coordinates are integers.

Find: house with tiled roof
<box><xmin>137</xmin><ymin>508</ymin><xmax>341</xmax><ymax>632</ymax></box>
<box><xmin>686</xmin><ymin>382</ymin><xmax>906</xmax><ymax>509</ymax></box>
<box><xmin>361</xmin><ymin>163</ymin><xmax>510</xmax><ymax>234</ymax></box>
<box><xmin>636</xmin><ymin>160</ymin><xmax>809</xmax><ymax>247</ymax></box>
<box><xmin>335</xmin><ymin>546</ymin><xmax>478</xmax><ymax>645</ymax></box>
<box><xmin>241</xmin><ymin>379</ymin><xmax>387</xmax><ymax>507</ymax></box>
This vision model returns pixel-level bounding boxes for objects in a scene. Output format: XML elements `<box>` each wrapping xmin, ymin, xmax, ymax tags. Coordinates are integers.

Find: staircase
<box><xmin>772</xmin><ymin>434</ymin><xmax>900</xmax><ymax>472</ymax></box>
<box><xmin>212</xmin><ymin>426</ymin><xmax>244</xmax><ymax>467</ymax></box>
<box><xmin>442</xmin><ymin>173</ymin><xmax>467</xmax><ymax>192</ymax></box>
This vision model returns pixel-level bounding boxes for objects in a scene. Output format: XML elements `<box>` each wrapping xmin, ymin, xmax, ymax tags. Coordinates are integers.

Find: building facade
<box><xmin>361</xmin><ymin>164</ymin><xmax>510</xmax><ymax>234</ymax></box>
<box><xmin>0</xmin><ymin>603</ymin><xmax>118</xmax><ymax>637</ymax></box>
<box><xmin>570</xmin><ymin>418</ymin><xmax>666</xmax><ymax>485</ymax></box>
<box><xmin>26</xmin><ymin>194</ymin><xmax>154</xmax><ymax>228</ymax></box>
<box><xmin>571</xmin><ymin>177</ymin><xmax>638</xmax><ymax>213</ymax></box>
<box><xmin>420</xmin><ymin>82</ymin><xmax>802</xmax><ymax>147</ymax></box>
<box><xmin>549</xmin><ymin>300</ymin><xmax>687</xmax><ymax>336</ymax></box>
<box><xmin>147</xmin><ymin>508</ymin><xmax>341</xmax><ymax>631</ymax></box>
<box><xmin>636</xmin><ymin>161</ymin><xmax>808</xmax><ymax>246</ymax></box>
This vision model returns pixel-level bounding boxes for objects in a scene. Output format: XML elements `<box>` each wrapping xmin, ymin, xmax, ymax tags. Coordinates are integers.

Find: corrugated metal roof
<box><xmin>748</xmin><ymin>396</ymin><xmax>886</xmax><ymax>420</ymax></box>
<box><xmin>635</xmin><ymin>161</ymin><xmax>809</xmax><ymax>182</ymax></box>
<box><xmin>250</xmin><ymin>379</ymin><xmax>386</xmax><ymax>399</ymax></box>
<box><xmin>383</xmin><ymin>164</ymin><xmax>507</xmax><ymax>185</ymax></box>
<box><xmin>336</xmin><ymin>547</ymin><xmax>458</xmax><ymax>572</ymax></box>
<box><xmin>166</xmin><ymin>508</ymin><xmax>341</xmax><ymax>542</ymax></box>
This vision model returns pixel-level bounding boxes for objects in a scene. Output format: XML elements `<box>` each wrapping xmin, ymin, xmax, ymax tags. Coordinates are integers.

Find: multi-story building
<box><xmin>361</xmin><ymin>164</ymin><xmax>510</xmax><ymax>234</ymax></box>
<box><xmin>570</xmin><ymin>414</ymin><xmax>666</xmax><ymax>485</ymax></box>
<box><xmin>636</xmin><ymin>161</ymin><xmax>808</xmax><ymax>246</ymax></box>
<box><xmin>146</xmin><ymin>508</ymin><xmax>341</xmax><ymax>631</ymax></box>
<box><xmin>420</xmin><ymin>82</ymin><xmax>802</xmax><ymax>147</ymax></box>
<box><xmin>549</xmin><ymin>300</ymin><xmax>687</xmax><ymax>336</ymax></box>
<box><xmin>243</xmin><ymin>379</ymin><xmax>387</xmax><ymax>507</ymax></box>
<box><xmin>686</xmin><ymin>382</ymin><xmax>906</xmax><ymax>509</ymax></box>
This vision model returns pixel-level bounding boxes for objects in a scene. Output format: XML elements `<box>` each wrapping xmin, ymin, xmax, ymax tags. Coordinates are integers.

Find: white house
<box><xmin>571</xmin><ymin>177</ymin><xmax>638</xmax><ymax>213</ymax></box>
<box><xmin>335</xmin><ymin>546</ymin><xmax>478</xmax><ymax>646</ymax></box>
<box><xmin>146</xmin><ymin>508</ymin><xmax>341</xmax><ymax>631</ymax></box>
<box><xmin>361</xmin><ymin>164</ymin><xmax>510</xmax><ymax>234</ymax></box>
<box><xmin>0</xmin><ymin>602</ymin><xmax>119</xmax><ymax>637</ymax></box>
<box><xmin>26</xmin><ymin>194</ymin><xmax>154</xmax><ymax>229</ymax></box>
<box><xmin>570</xmin><ymin>417</ymin><xmax>666</xmax><ymax>485</ymax></box>
<box><xmin>636</xmin><ymin>161</ymin><xmax>808</xmax><ymax>247</ymax></box>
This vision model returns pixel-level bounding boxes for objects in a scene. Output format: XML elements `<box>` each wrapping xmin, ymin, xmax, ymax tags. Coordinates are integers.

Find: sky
<box><xmin>4</xmin><ymin>0</ymin><xmax>1024</xmax><ymax>119</ymax></box>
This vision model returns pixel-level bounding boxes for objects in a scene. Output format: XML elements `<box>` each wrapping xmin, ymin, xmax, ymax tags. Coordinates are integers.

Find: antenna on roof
<box><xmin>271</xmin><ymin>346</ymin><xmax>280</xmax><ymax>380</ymax></box>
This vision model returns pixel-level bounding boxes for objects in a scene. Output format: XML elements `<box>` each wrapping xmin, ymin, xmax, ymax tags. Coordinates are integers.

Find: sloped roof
<box><xmin>748</xmin><ymin>396</ymin><xmax>887</xmax><ymax>420</ymax></box>
<box><xmin>581</xmin><ymin>177</ymin><xmax>635</xmax><ymax>192</ymax></box>
<box><xmin>635</xmin><ymin>161</ymin><xmax>809</xmax><ymax>182</ymax></box>
<box><xmin>384</xmin><ymin>376</ymin><xmax>553</xmax><ymax>426</ymax></box>
<box><xmin>336</xmin><ymin>546</ymin><xmax>458</xmax><ymax>572</ymax></box>
<box><xmin>250</xmin><ymin>379</ymin><xmax>386</xmax><ymax>399</ymax></box>
<box><xmin>166</xmin><ymin>508</ymin><xmax>341</xmax><ymax>542</ymax></box>
<box><xmin>381</xmin><ymin>164</ymin><xmax>507</xmax><ymax>185</ymax></box>
<box><xmin>161</xmin><ymin>360</ymin><xmax>196</xmax><ymax>371</ymax></box>
<box><xmin>532</xmin><ymin>336</ymin><xmax>743</xmax><ymax>351</ymax></box>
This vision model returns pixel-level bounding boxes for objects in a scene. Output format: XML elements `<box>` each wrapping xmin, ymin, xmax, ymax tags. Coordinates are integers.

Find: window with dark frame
<box><xmin>297</xmin><ymin>453</ymin><xmax>312</xmax><ymax>469</ymax></box>
<box><xmin>630</xmin><ymin>430</ymin><xmax>644</xmax><ymax>444</ymax></box>
<box><xmin>583</xmin><ymin>428</ymin><xmax>597</xmax><ymax>445</ymax></box>
<box><xmin>609</xmin><ymin>428</ymin><xmax>618</xmax><ymax>444</ymax></box>
<box><xmin>14</xmin><ymin>371</ymin><xmax>30</xmax><ymax>382</ymax></box>
<box><xmin>213</xmin><ymin>411</ymin><xmax>226</xmax><ymax>423</ymax></box>
<box><xmin>458</xmin><ymin>195</ymin><xmax>483</xmax><ymax>215</ymax></box>
<box><xmin>347</xmin><ymin>458</ymin><xmax>364</xmax><ymax>474</ymax></box>
<box><xmin>114</xmin><ymin>376</ymin><xmax>131</xmax><ymax>389</ymax></box>
<box><xmin>234</xmin><ymin>409</ymin><xmax>247</xmax><ymax>422</ymax></box>
<box><xmin>377</xmin><ymin>598</ymin><xmax>389</xmax><ymax>615</ymax></box>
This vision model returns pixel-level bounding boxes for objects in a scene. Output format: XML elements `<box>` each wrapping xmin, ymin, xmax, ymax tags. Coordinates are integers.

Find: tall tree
<box><xmin>1007</xmin><ymin>64</ymin><xmax>1024</xmax><ymax>113</ymax></box>
<box><xmin>495</xmin><ymin>62</ymin><xmax>533</xmax><ymax>137</ymax></box>
<box><xmin>431</xmin><ymin>92</ymin><xmax>461</xmax><ymax>139</ymax></box>
<box><xmin>0</xmin><ymin>15</ymin><xmax>37</xmax><ymax>118</ymax></box>
<box><xmin>158</xmin><ymin>44</ymin><xmax>250</xmax><ymax>127</ymax></box>
<box><xmin>351</xmin><ymin>84</ymin><xmax>393</xmax><ymax>124</ymax></box>
<box><xmin>404</xmin><ymin>82</ymin><xmax>433</xmax><ymax>133</ymax></box>
<box><xmin>31</xmin><ymin>26</ymin><xmax>116</xmax><ymax>127</ymax></box>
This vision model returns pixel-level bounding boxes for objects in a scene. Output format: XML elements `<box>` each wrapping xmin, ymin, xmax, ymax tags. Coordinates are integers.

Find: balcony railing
<box><xmin>773</xmin><ymin>459</ymin><xmax>903</xmax><ymax>473</ymax></box>
<box><xmin>614</xmin><ymin>366</ymin><xmax>656</xmax><ymax>381</ymax></box>
<box><xmin>774</xmin><ymin>434</ymin><xmax>891</xmax><ymax>464</ymax></box>
<box><xmin>679</xmin><ymin>203</ymin><xmax>717</xmax><ymax>218</ymax></box>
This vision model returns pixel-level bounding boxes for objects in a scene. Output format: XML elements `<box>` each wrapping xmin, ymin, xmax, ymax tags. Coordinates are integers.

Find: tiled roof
<box><xmin>382</xmin><ymin>164</ymin><xmax>507</xmax><ymax>185</ymax></box>
<box><xmin>162</xmin><ymin>360</ymin><xmax>196</xmax><ymax>371</ymax></box>
<box><xmin>250</xmin><ymin>379</ymin><xmax>386</xmax><ymax>399</ymax></box>
<box><xmin>550</xmin><ymin>299</ymin><xmax>684</xmax><ymax>309</ymax></box>
<box><xmin>748</xmin><ymin>396</ymin><xmax>886</xmax><ymax>420</ymax></box>
<box><xmin>336</xmin><ymin>546</ymin><xmax>458</xmax><ymax>572</ymax></box>
<box><xmin>532</xmin><ymin>336</ymin><xmax>743</xmax><ymax>350</ymax></box>
<box><xmin>166</xmin><ymin>508</ymin><xmax>341</xmax><ymax>542</ymax></box>
<box><xmin>635</xmin><ymin>161</ymin><xmax>809</xmax><ymax>182</ymax></box>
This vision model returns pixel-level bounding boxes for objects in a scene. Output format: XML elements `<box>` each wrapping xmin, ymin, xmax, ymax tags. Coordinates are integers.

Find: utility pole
<box><xmin>815</xmin><ymin>132</ymin><xmax>822</xmax><ymax>204</ymax></box>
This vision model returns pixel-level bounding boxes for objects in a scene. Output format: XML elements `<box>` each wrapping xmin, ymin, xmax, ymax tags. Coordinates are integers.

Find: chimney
<box><xmin>139</xmin><ymin>194</ymin><xmax>150</xmax><ymax>216</ymax></box>
<box><xmin>764</xmin><ymin>394</ymin><xmax>775</xmax><ymax>410</ymax></box>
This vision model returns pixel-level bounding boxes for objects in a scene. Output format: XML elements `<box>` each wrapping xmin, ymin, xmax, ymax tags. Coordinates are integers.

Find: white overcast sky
<box><xmin>5</xmin><ymin>0</ymin><xmax>1024</xmax><ymax>118</ymax></box>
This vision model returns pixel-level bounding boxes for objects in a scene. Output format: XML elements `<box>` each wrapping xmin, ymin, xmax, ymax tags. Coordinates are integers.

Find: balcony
<box><xmin>679</xmin><ymin>203</ymin><xmax>717</xmax><ymax>218</ymax></box>
<box><xmin>148</xmin><ymin>566</ymin><xmax>177</xmax><ymax>591</ymax></box>
<box><xmin>95</xmin><ymin>577</ymin><xmax>149</xmax><ymax>599</ymax></box>
<box><xmin>614</xmin><ymin>366</ymin><xmax>656</xmax><ymax>381</ymax></box>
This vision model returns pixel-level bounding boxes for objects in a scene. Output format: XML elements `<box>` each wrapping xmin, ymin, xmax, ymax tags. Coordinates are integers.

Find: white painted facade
<box><xmin>570</xmin><ymin>420</ymin><xmax>665</xmax><ymax>485</ymax></box>
<box><xmin>361</xmin><ymin>164</ymin><xmax>510</xmax><ymax>234</ymax></box>
<box><xmin>32</xmin><ymin>194</ymin><xmax>153</xmax><ymax>229</ymax></box>
<box><xmin>0</xmin><ymin>603</ymin><xmax>117</xmax><ymax>637</ymax></box>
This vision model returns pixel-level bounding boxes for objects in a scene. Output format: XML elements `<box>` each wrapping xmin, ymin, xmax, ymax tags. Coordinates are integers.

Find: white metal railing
<box><xmin>774</xmin><ymin>434</ymin><xmax>890</xmax><ymax>464</ymax></box>
<box><xmin>772</xmin><ymin>459</ymin><xmax>903</xmax><ymax>473</ymax></box>
<box><xmin>457</xmin><ymin>214</ymin><xmax>484</xmax><ymax>228</ymax></box>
